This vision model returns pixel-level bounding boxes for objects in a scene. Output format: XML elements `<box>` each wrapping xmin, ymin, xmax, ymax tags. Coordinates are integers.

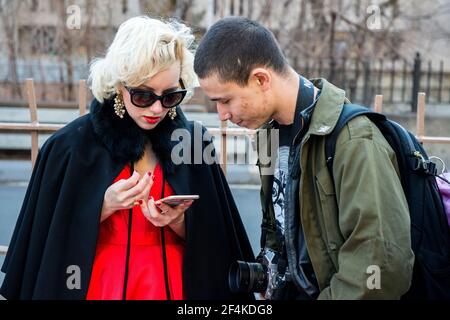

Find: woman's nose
<box><xmin>149</xmin><ymin>99</ymin><xmax>164</xmax><ymax>114</ymax></box>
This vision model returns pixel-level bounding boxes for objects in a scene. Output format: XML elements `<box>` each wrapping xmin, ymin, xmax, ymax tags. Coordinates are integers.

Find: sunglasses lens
<box><xmin>162</xmin><ymin>92</ymin><xmax>184</xmax><ymax>108</ymax></box>
<box><xmin>132</xmin><ymin>91</ymin><xmax>156</xmax><ymax>107</ymax></box>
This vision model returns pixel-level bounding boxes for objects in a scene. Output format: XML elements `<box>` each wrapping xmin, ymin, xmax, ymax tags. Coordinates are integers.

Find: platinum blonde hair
<box><xmin>89</xmin><ymin>16</ymin><xmax>198</xmax><ymax>103</ymax></box>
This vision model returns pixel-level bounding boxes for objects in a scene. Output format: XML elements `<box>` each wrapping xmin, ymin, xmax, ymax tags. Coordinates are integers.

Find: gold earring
<box><xmin>257</xmin><ymin>79</ymin><xmax>261</xmax><ymax>85</ymax></box>
<box><xmin>114</xmin><ymin>91</ymin><xmax>126</xmax><ymax>119</ymax></box>
<box><xmin>168</xmin><ymin>107</ymin><xmax>177</xmax><ymax>120</ymax></box>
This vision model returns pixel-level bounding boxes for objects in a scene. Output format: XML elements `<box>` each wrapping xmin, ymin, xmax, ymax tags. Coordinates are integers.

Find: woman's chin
<box><xmin>137</xmin><ymin>121</ymin><xmax>158</xmax><ymax>130</ymax></box>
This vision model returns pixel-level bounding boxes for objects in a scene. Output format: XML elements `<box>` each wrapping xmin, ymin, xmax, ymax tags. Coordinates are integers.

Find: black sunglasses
<box><xmin>124</xmin><ymin>81</ymin><xmax>187</xmax><ymax>109</ymax></box>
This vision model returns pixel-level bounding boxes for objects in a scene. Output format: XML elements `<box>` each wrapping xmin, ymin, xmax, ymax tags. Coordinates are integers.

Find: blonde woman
<box><xmin>1</xmin><ymin>16</ymin><xmax>254</xmax><ymax>300</ymax></box>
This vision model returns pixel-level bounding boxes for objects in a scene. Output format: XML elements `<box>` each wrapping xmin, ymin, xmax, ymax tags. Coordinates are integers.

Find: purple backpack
<box><xmin>436</xmin><ymin>172</ymin><xmax>450</xmax><ymax>228</ymax></box>
<box><xmin>432</xmin><ymin>157</ymin><xmax>450</xmax><ymax>227</ymax></box>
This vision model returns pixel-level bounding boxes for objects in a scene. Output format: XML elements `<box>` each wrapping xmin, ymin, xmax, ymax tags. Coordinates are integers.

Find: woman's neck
<box><xmin>134</xmin><ymin>143</ymin><xmax>157</xmax><ymax>176</ymax></box>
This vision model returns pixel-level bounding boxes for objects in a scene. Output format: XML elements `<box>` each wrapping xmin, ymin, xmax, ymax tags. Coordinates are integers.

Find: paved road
<box><xmin>0</xmin><ymin>160</ymin><xmax>262</xmax><ymax>287</ymax></box>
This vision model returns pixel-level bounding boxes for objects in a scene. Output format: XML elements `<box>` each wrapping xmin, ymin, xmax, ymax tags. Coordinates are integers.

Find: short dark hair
<box><xmin>194</xmin><ymin>16</ymin><xmax>288</xmax><ymax>86</ymax></box>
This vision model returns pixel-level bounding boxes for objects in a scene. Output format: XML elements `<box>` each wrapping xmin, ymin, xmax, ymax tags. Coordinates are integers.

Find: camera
<box><xmin>228</xmin><ymin>248</ymin><xmax>291</xmax><ymax>300</ymax></box>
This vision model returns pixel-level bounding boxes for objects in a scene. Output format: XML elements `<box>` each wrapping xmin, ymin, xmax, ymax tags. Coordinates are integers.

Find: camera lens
<box><xmin>229</xmin><ymin>261</ymin><xmax>268</xmax><ymax>293</ymax></box>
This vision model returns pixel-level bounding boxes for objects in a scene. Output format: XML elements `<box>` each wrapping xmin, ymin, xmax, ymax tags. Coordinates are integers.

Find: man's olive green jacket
<box><xmin>256</xmin><ymin>78</ymin><xmax>414</xmax><ymax>299</ymax></box>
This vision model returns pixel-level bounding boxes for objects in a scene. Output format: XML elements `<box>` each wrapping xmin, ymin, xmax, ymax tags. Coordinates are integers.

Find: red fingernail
<box><xmin>147</xmin><ymin>172</ymin><xmax>152</xmax><ymax>176</ymax></box>
<box><xmin>138</xmin><ymin>199</ymin><xmax>143</xmax><ymax>205</ymax></box>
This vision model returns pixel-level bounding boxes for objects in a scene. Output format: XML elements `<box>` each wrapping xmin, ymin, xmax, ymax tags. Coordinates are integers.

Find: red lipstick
<box><xmin>143</xmin><ymin>116</ymin><xmax>161</xmax><ymax>124</ymax></box>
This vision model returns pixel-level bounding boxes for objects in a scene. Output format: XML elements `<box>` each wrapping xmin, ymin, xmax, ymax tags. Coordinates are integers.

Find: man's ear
<box><xmin>251</xmin><ymin>68</ymin><xmax>271</xmax><ymax>91</ymax></box>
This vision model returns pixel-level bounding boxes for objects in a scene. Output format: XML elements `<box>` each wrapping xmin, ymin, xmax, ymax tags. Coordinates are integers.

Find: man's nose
<box><xmin>217</xmin><ymin>104</ymin><xmax>231</xmax><ymax>121</ymax></box>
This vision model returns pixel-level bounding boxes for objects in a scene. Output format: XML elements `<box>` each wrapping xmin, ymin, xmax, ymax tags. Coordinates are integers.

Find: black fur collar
<box><xmin>89</xmin><ymin>97</ymin><xmax>186</xmax><ymax>174</ymax></box>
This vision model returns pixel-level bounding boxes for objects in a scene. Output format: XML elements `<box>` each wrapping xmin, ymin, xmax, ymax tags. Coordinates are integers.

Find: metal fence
<box><xmin>3</xmin><ymin>52</ymin><xmax>450</xmax><ymax>108</ymax></box>
<box><xmin>294</xmin><ymin>52</ymin><xmax>450</xmax><ymax>110</ymax></box>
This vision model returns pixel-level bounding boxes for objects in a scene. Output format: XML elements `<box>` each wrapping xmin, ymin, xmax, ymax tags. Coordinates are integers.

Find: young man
<box><xmin>194</xmin><ymin>16</ymin><xmax>414</xmax><ymax>300</ymax></box>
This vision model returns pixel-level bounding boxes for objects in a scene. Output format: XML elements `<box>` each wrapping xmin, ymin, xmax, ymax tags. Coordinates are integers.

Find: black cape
<box><xmin>0</xmin><ymin>98</ymin><xmax>255</xmax><ymax>300</ymax></box>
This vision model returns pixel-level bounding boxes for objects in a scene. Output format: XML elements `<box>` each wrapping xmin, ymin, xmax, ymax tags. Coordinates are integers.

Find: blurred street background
<box><xmin>1</xmin><ymin>0</ymin><xmax>450</xmax><ymax>291</ymax></box>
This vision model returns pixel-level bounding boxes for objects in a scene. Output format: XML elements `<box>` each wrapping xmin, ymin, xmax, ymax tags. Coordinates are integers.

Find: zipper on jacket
<box><xmin>160</xmin><ymin>174</ymin><xmax>172</xmax><ymax>300</ymax></box>
<box><xmin>122</xmin><ymin>163</ymin><xmax>134</xmax><ymax>300</ymax></box>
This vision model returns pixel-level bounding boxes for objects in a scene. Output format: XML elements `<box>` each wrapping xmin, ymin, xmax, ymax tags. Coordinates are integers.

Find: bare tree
<box><xmin>0</xmin><ymin>0</ymin><xmax>25</xmax><ymax>99</ymax></box>
<box><xmin>139</xmin><ymin>0</ymin><xmax>205</xmax><ymax>24</ymax></box>
<box><xmin>83</xmin><ymin>0</ymin><xmax>95</xmax><ymax>64</ymax></box>
<box><xmin>52</xmin><ymin>0</ymin><xmax>101</xmax><ymax>100</ymax></box>
<box><xmin>173</xmin><ymin>0</ymin><xmax>194</xmax><ymax>21</ymax></box>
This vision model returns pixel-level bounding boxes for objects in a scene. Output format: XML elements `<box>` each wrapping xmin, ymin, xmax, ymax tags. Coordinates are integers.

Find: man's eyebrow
<box><xmin>210</xmin><ymin>97</ymin><xmax>228</xmax><ymax>102</ymax></box>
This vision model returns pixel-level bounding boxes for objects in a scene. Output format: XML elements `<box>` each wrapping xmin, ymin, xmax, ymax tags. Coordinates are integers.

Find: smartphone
<box><xmin>158</xmin><ymin>195</ymin><xmax>199</xmax><ymax>207</ymax></box>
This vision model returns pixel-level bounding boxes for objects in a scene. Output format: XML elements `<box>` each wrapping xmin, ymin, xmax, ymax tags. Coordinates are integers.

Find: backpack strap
<box><xmin>326</xmin><ymin>104</ymin><xmax>437</xmax><ymax>174</ymax></box>
<box><xmin>325</xmin><ymin>104</ymin><xmax>386</xmax><ymax>177</ymax></box>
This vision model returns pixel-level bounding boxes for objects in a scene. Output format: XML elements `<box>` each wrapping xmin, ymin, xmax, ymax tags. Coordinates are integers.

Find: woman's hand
<box><xmin>140</xmin><ymin>198</ymin><xmax>194</xmax><ymax>239</ymax></box>
<box><xmin>100</xmin><ymin>170</ymin><xmax>154</xmax><ymax>222</ymax></box>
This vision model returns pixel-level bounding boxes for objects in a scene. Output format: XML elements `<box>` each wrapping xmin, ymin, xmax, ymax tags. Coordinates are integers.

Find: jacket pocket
<box><xmin>315</xmin><ymin>166</ymin><xmax>343</xmax><ymax>259</ymax></box>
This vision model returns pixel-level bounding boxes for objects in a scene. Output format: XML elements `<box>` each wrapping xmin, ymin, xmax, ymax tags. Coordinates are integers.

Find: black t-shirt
<box><xmin>271</xmin><ymin>76</ymin><xmax>320</xmax><ymax>299</ymax></box>
<box><xmin>271</xmin><ymin>124</ymin><xmax>292</xmax><ymax>239</ymax></box>
<box><xmin>272</xmin><ymin>76</ymin><xmax>316</xmax><ymax>242</ymax></box>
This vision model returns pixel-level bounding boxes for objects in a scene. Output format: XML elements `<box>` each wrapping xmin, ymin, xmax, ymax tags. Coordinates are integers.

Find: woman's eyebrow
<box><xmin>162</xmin><ymin>86</ymin><xmax>180</xmax><ymax>94</ymax></box>
<box><xmin>137</xmin><ymin>84</ymin><xmax>180</xmax><ymax>94</ymax></box>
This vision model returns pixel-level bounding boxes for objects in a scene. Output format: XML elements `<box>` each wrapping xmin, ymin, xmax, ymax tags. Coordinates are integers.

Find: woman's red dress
<box><xmin>86</xmin><ymin>163</ymin><xmax>185</xmax><ymax>300</ymax></box>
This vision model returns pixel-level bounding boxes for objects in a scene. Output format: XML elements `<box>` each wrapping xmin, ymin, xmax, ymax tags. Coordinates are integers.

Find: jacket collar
<box><xmin>259</xmin><ymin>78</ymin><xmax>347</xmax><ymax>134</ymax></box>
<box><xmin>305</xmin><ymin>78</ymin><xmax>348</xmax><ymax>136</ymax></box>
<box><xmin>89</xmin><ymin>97</ymin><xmax>185</xmax><ymax>175</ymax></box>
<box><xmin>90</xmin><ymin>98</ymin><xmax>146</xmax><ymax>164</ymax></box>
